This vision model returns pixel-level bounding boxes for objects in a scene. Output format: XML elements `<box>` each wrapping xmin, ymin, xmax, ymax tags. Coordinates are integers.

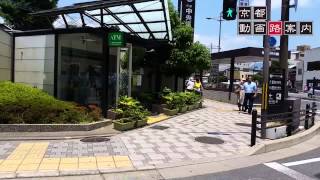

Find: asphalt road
<box><xmin>289</xmin><ymin>93</ymin><xmax>320</xmax><ymax>111</ymax></box>
<box><xmin>175</xmin><ymin>148</ymin><xmax>320</xmax><ymax>180</ymax></box>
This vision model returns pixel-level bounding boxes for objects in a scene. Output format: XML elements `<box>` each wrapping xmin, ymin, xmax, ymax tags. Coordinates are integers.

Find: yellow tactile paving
<box><xmin>79</xmin><ymin>157</ymin><xmax>96</xmax><ymax>163</ymax></box>
<box><xmin>147</xmin><ymin>114</ymin><xmax>169</xmax><ymax>124</ymax></box>
<box><xmin>97</xmin><ymin>161</ymin><xmax>116</xmax><ymax>169</ymax></box>
<box><xmin>114</xmin><ymin>161</ymin><xmax>133</xmax><ymax>168</ymax></box>
<box><xmin>113</xmin><ymin>156</ymin><xmax>130</xmax><ymax>161</ymax></box>
<box><xmin>78</xmin><ymin>163</ymin><xmax>97</xmax><ymax>170</ymax></box>
<box><xmin>96</xmin><ymin>156</ymin><xmax>114</xmax><ymax>162</ymax></box>
<box><xmin>59</xmin><ymin>163</ymin><xmax>78</xmax><ymax>171</ymax></box>
<box><xmin>0</xmin><ymin>143</ymin><xmax>133</xmax><ymax>173</ymax></box>
<box><xmin>60</xmin><ymin>158</ymin><xmax>78</xmax><ymax>164</ymax></box>
<box><xmin>41</xmin><ymin>158</ymin><xmax>61</xmax><ymax>164</ymax></box>
<box><xmin>38</xmin><ymin>163</ymin><xmax>59</xmax><ymax>171</ymax></box>
<box><xmin>17</xmin><ymin>164</ymin><xmax>39</xmax><ymax>172</ymax></box>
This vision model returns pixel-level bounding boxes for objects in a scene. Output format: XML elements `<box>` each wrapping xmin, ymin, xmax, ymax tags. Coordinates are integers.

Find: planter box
<box><xmin>163</xmin><ymin>108</ymin><xmax>179</xmax><ymax>116</ymax></box>
<box><xmin>187</xmin><ymin>105</ymin><xmax>195</xmax><ymax>111</ymax></box>
<box><xmin>136</xmin><ymin>119</ymin><xmax>148</xmax><ymax>127</ymax></box>
<box><xmin>113</xmin><ymin>119</ymin><xmax>135</xmax><ymax>131</ymax></box>
<box><xmin>152</xmin><ymin>104</ymin><xmax>168</xmax><ymax>113</ymax></box>
<box><xmin>107</xmin><ymin>110</ymin><xmax>122</xmax><ymax>120</ymax></box>
<box><xmin>179</xmin><ymin>106</ymin><xmax>188</xmax><ymax>113</ymax></box>
<box><xmin>266</xmin><ymin>125</ymin><xmax>287</xmax><ymax>140</ymax></box>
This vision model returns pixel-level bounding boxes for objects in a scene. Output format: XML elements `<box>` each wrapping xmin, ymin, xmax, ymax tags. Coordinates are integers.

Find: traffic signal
<box><xmin>223</xmin><ymin>0</ymin><xmax>238</xmax><ymax>20</ymax></box>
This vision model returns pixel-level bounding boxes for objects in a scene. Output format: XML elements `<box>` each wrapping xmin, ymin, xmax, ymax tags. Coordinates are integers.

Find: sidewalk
<box><xmin>0</xmin><ymin>99</ymin><xmax>258</xmax><ymax>178</ymax></box>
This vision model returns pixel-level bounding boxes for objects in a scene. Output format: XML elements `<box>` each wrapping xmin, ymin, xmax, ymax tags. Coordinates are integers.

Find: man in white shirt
<box><xmin>186</xmin><ymin>77</ymin><xmax>195</xmax><ymax>92</ymax></box>
<box><xmin>242</xmin><ymin>77</ymin><xmax>257</xmax><ymax>114</ymax></box>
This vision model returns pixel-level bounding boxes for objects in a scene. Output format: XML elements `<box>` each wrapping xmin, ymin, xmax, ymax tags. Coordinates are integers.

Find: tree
<box><xmin>0</xmin><ymin>0</ymin><xmax>58</xmax><ymax>30</ymax></box>
<box><xmin>189</xmin><ymin>41</ymin><xmax>211</xmax><ymax>80</ymax></box>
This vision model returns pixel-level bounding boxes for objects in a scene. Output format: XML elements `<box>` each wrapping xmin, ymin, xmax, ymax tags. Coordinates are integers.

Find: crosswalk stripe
<box><xmin>264</xmin><ymin>162</ymin><xmax>316</xmax><ymax>180</ymax></box>
<box><xmin>282</xmin><ymin>158</ymin><xmax>320</xmax><ymax>167</ymax></box>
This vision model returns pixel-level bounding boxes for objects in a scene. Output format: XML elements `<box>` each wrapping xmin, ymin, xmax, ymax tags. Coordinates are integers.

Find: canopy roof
<box><xmin>31</xmin><ymin>0</ymin><xmax>172</xmax><ymax>41</ymax></box>
<box><xmin>211</xmin><ymin>47</ymin><xmax>291</xmax><ymax>64</ymax></box>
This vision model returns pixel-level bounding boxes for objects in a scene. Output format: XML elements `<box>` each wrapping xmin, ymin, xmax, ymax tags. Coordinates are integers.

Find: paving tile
<box><xmin>17</xmin><ymin>163</ymin><xmax>39</xmax><ymax>172</ymax></box>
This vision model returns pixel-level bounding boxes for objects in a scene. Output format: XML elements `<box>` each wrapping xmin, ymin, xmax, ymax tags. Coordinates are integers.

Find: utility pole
<box><xmin>218</xmin><ymin>12</ymin><xmax>222</xmax><ymax>52</ymax></box>
<box><xmin>261</xmin><ymin>0</ymin><xmax>271</xmax><ymax>139</ymax></box>
<box><xmin>280</xmin><ymin>0</ymin><xmax>290</xmax><ymax>98</ymax></box>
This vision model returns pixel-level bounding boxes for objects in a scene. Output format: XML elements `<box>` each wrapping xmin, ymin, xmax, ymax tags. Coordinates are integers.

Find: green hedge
<box><xmin>0</xmin><ymin>81</ymin><xmax>101</xmax><ymax>124</ymax></box>
<box><xmin>162</xmin><ymin>90</ymin><xmax>201</xmax><ymax>110</ymax></box>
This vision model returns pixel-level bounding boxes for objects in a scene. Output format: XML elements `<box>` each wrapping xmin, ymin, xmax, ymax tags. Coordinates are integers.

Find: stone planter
<box><xmin>179</xmin><ymin>106</ymin><xmax>188</xmax><ymax>113</ymax></box>
<box><xmin>113</xmin><ymin>118</ymin><xmax>135</xmax><ymax>131</ymax></box>
<box><xmin>136</xmin><ymin>119</ymin><xmax>148</xmax><ymax>128</ymax></box>
<box><xmin>163</xmin><ymin>108</ymin><xmax>179</xmax><ymax>116</ymax></box>
<box><xmin>187</xmin><ymin>104</ymin><xmax>195</xmax><ymax>111</ymax></box>
<box><xmin>107</xmin><ymin>110</ymin><xmax>122</xmax><ymax>120</ymax></box>
<box><xmin>266</xmin><ymin>125</ymin><xmax>287</xmax><ymax>140</ymax></box>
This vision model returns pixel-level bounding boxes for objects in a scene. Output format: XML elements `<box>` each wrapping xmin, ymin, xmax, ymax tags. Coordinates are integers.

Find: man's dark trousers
<box><xmin>243</xmin><ymin>93</ymin><xmax>255</xmax><ymax>113</ymax></box>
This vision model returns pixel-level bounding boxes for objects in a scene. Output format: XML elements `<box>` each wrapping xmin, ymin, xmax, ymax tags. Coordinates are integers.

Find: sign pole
<box><xmin>261</xmin><ymin>0</ymin><xmax>271</xmax><ymax>139</ymax></box>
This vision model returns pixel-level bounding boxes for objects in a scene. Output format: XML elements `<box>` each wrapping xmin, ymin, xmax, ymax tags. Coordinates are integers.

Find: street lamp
<box><xmin>206</xmin><ymin>12</ymin><xmax>224</xmax><ymax>53</ymax></box>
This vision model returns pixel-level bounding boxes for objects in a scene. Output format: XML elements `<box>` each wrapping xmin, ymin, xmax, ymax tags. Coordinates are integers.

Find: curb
<box><xmin>245</xmin><ymin>122</ymin><xmax>320</xmax><ymax>156</ymax></box>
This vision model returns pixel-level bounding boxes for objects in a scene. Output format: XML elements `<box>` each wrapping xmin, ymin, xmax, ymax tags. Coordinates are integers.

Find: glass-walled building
<box><xmin>11</xmin><ymin>0</ymin><xmax>172</xmax><ymax>115</ymax></box>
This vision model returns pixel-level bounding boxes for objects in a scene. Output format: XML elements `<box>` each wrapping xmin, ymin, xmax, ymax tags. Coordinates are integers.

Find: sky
<box><xmin>1</xmin><ymin>0</ymin><xmax>318</xmax><ymax>52</ymax></box>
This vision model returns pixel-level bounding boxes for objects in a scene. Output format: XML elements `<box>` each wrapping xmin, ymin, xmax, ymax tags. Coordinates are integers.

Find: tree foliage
<box><xmin>165</xmin><ymin>0</ymin><xmax>211</xmax><ymax>78</ymax></box>
<box><xmin>0</xmin><ymin>0</ymin><xmax>58</xmax><ymax>30</ymax></box>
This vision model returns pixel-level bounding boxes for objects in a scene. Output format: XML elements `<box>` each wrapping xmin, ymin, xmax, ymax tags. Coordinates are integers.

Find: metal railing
<box><xmin>251</xmin><ymin>102</ymin><xmax>318</xmax><ymax>146</ymax></box>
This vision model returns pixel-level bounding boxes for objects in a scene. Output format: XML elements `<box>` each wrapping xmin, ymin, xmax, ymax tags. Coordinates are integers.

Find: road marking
<box><xmin>264</xmin><ymin>162</ymin><xmax>315</xmax><ymax>180</ymax></box>
<box><xmin>283</xmin><ymin>158</ymin><xmax>320</xmax><ymax>167</ymax></box>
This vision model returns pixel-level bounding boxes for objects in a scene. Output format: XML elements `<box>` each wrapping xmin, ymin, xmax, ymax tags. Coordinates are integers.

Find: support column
<box><xmin>229</xmin><ymin>57</ymin><xmax>235</xmax><ymax>100</ymax></box>
<box><xmin>280</xmin><ymin>0</ymin><xmax>290</xmax><ymax>98</ymax></box>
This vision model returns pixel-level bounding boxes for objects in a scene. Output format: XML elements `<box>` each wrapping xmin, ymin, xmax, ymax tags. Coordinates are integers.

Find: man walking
<box><xmin>242</xmin><ymin>76</ymin><xmax>257</xmax><ymax>114</ymax></box>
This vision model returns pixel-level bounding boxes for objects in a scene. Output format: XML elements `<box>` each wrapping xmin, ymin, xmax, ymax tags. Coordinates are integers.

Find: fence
<box><xmin>251</xmin><ymin>102</ymin><xmax>318</xmax><ymax>146</ymax></box>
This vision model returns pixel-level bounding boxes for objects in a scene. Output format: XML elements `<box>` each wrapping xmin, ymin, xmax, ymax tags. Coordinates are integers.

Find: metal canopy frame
<box><xmin>31</xmin><ymin>0</ymin><xmax>172</xmax><ymax>40</ymax></box>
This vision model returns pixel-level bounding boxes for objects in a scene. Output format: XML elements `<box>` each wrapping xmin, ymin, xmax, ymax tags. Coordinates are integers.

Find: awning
<box><xmin>31</xmin><ymin>0</ymin><xmax>172</xmax><ymax>41</ymax></box>
<box><xmin>211</xmin><ymin>47</ymin><xmax>291</xmax><ymax>64</ymax></box>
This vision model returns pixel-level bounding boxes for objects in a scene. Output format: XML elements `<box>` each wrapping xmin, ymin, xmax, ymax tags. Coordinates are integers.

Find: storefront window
<box><xmin>57</xmin><ymin>33</ymin><xmax>103</xmax><ymax>106</ymax></box>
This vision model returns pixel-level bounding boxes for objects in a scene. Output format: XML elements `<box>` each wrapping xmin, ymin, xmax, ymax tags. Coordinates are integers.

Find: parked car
<box><xmin>308</xmin><ymin>87</ymin><xmax>320</xmax><ymax>97</ymax></box>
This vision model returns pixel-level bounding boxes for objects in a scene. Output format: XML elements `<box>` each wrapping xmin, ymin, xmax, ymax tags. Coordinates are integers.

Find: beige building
<box><xmin>0</xmin><ymin>26</ymin><xmax>12</xmax><ymax>81</ymax></box>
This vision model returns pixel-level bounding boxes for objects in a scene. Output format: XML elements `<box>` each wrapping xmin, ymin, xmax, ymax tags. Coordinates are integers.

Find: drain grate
<box><xmin>195</xmin><ymin>136</ymin><xmax>224</xmax><ymax>144</ymax></box>
<box><xmin>80</xmin><ymin>137</ymin><xmax>110</xmax><ymax>143</ymax></box>
<box><xmin>150</xmin><ymin>125</ymin><xmax>170</xmax><ymax>130</ymax></box>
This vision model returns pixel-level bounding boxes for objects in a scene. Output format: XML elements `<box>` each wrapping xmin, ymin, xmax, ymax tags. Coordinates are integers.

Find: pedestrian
<box><xmin>186</xmin><ymin>77</ymin><xmax>195</xmax><ymax>92</ymax></box>
<box><xmin>235</xmin><ymin>79</ymin><xmax>245</xmax><ymax>111</ymax></box>
<box><xmin>242</xmin><ymin>76</ymin><xmax>257</xmax><ymax>114</ymax></box>
<box><xmin>194</xmin><ymin>78</ymin><xmax>203</xmax><ymax>95</ymax></box>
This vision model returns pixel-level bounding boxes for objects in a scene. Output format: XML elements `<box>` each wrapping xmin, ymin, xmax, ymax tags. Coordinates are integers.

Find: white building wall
<box><xmin>302</xmin><ymin>47</ymin><xmax>320</xmax><ymax>88</ymax></box>
<box><xmin>0</xmin><ymin>29</ymin><xmax>12</xmax><ymax>81</ymax></box>
<box><xmin>14</xmin><ymin>35</ymin><xmax>55</xmax><ymax>95</ymax></box>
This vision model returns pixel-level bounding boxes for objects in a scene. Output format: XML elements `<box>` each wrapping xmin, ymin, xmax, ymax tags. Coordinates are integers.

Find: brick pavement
<box><xmin>0</xmin><ymin>99</ymin><xmax>258</xmax><ymax>177</ymax></box>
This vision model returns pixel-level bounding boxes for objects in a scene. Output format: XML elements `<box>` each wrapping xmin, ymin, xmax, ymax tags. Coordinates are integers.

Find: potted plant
<box><xmin>162</xmin><ymin>93</ymin><xmax>179</xmax><ymax>116</ymax></box>
<box><xmin>177</xmin><ymin>92</ymin><xmax>188</xmax><ymax>113</ymax></box>
<box><xmin>185</xmin><ymin>92</ymin><xmax>197</xmax><ymax>111</ymax></box>
<box><xmin>107</xmin><ymin>108</ymin><xmax>123</xmax><ymax>120</ymax></box>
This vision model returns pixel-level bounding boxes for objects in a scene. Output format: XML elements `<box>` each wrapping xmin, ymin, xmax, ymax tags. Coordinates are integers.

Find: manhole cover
<box><xmin>80</xmin><ymin>137</ymin><xmax>110</xmax><ymax>143</ymax></box>
<box><xmin>150</xmin><ymin>125</ymin><xmax>170</xmax><ymax>130</ymax></box>
<box><xmin>195</xmin><ymin>136</ymin><xmax>224</xmax><ymax>144</ymax></box>
<box><xmin>235</xmin><ymin>123</ymin><xmax>251</xmax><ymax>127</ymax></box>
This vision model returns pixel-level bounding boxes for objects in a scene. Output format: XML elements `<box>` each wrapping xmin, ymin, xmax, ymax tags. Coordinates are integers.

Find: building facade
<box><xmin>0</xmin><ymin>26</ymin><xmax>12</xmax><ymax>81</ymax></box>
<box><xmin>302</xmin><ymin>47</ymin><xmax>320</xmax><ymax>89</ymax></box>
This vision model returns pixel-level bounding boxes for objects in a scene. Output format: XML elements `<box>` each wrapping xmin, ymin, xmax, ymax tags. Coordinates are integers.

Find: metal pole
<box><xmin>261</xmin><ymin>0</ymin><xmax>271</xmax><ymax>139</ymax></box>
<box><xmin>218</xmin><ymin>12</ymin><xmax>222</xmax><ymax>52</ymax></box>
<box><xmin>251</xmin><ymin>109</ymin><xmax>258</xmax><ymax>147</ymax></box>
<box><xmin>280</xmin><ymin>0</ymin><xmax>290</xmax><ymax>98</ymax></box>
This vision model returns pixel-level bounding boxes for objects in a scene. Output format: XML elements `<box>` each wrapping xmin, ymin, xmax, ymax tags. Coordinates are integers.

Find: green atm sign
<box><xmin>108</xmin><ymin>32</ymin><xmax>124</xmax><ymax>47</ymax></box>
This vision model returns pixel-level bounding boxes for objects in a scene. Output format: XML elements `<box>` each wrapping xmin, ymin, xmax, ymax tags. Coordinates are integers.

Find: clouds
<box><xmin>194</xmin><ymin>33</ymin><xmax>262</xmax><ymax>51</ymax></box>
<box><xmin>251</xmin><ymin>0</ymin><xmax>312</xmax><ymax>9</ymax></box>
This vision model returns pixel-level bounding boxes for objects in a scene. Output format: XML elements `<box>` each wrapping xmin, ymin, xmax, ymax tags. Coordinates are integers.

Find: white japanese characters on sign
<box><xmin>300</xmin><ymin>22</ymin><xmax>313</xmax><ymax>35</ymax></box>
<box><xmin>238</xmin><ymin>7</ymin><xmax>251</xmax><ymax>20</ymax></box>
<box><xmin>238</xmin><ymin>22</ymin><xmax>252</xmax><ymax>35</ymax></box>
<box><xmin>284</xmin><ymin>22</ymin><xmax>297</xmax><ymax>35</ymax></box>
<box><xmin>181</xmin><ymin>0</ymin><xmax>196</xmax><ymax>28</ymax></box>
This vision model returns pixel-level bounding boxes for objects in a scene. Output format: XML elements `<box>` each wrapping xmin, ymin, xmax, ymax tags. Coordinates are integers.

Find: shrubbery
<box><xmin>162</xmin><ymin>89</ymin><xmax>201</xmax><ymax>110</ymax></box>
<box><xmin>116</xmin><ymin>96</ymin><xmax>150</xmax><ymax>120</ymax></box>
<box><xmin>0</xmin><ymin>81</ymin><xmax>102</xmax><ymax>124</ymax></box>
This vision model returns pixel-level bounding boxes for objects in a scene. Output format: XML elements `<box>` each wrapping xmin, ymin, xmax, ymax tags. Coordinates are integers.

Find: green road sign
<box><xmin>108</xmin><ymin>32</ymin><xmax>124</xmax><ymax>47</ymax></box>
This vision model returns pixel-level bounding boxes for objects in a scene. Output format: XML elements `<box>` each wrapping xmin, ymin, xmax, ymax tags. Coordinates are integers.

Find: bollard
<box><xmin>312</xmin><ymin>102</ymin><xmax>317</xmax><ymax>127</ymax></box>
<box><xmin>305</xmin><ymin>104</ymin><xmax>310</xmax><ymax>130</ymax></box>
<box><xmin>251</xmin><ymin>109</ymin><xmax>258</xmax><ymax>147</ymax></box>
<box><xmin>287</xmin><ymin>106</ymin><xmax>293</xmax><ymax>137</ymax></box>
